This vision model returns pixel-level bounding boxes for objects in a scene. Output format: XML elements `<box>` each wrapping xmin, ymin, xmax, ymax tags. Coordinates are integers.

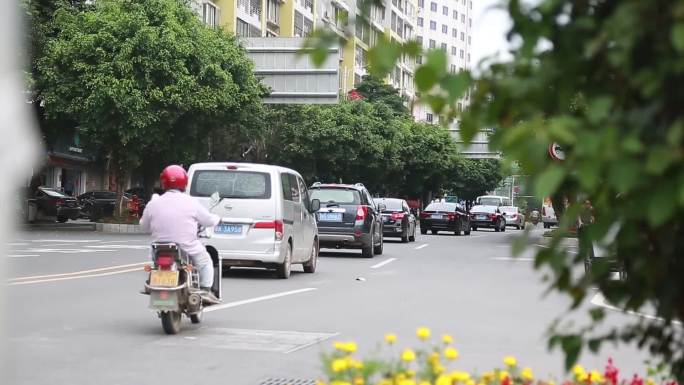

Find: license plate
<box><xmin>149</xmin><ymin>270</ymin><xmax>179</xmax><ymax>287</ymax></box>
<box><xmin>477</xmin><ymin>215</ymin><xmax>487</xmax><ymax>220</ymax></box>
<box><xmin>431</xmin><ymin>214</ymin><xmax>442</xmax><ymax>219</ymax></box>
<box><xmin>215</xmin><ymin>224</ymin><xmax>242</xmax><ymax>234</ymax></box>
<box><xmin>319</xmin><ymin>212</ymin><xmax>343</xmax><ymax>222</ymax></box>
<box><xmin>383</xmin><ymin>216</ymin><xmax>391</xmax><ymax>222</ymax></box>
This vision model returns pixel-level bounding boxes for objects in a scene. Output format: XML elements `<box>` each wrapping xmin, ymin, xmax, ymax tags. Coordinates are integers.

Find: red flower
<box><xmin>502</xmin><ymin>376</ymin><xmax>511</xmax><ymax>385</ymax></box>
<box><xmin>630</xmin><ymin>374</ymin><xmax>644</xmax><ymax>385</ymax></box>
<box><xmin>605</xmin><ymin>358</ymin><xmax>619</xmax><ymax>385</ymax></box>
<box><xmin>347</xmin><ymin>89</ymin><xmax>364</xmax><ymax>101</ymax></box>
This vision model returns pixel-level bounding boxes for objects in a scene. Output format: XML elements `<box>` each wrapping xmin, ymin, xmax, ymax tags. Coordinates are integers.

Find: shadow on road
<box><xmin>221</xmin><ymin>267</ymin><xmax>304</xmax><ymax>280</ymax></box>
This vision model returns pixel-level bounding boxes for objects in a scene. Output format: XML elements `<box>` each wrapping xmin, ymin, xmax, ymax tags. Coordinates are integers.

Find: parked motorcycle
<box><xmin>530</xmin><ymin>210</ymin><xmax>540</xmax><ymax>226</ymax></box>
<box><xmin>143</xmin><ymin>242</ymin><xmax>222</xmax><ymax>334</ymax></box>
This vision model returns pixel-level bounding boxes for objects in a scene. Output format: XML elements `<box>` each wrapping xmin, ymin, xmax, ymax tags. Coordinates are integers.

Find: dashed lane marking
<box><xmin>370</xmin><ymin>258</ymin><xmax>397</xmax><ymax>269</ymax></box>
<box><xmin>7</xmin><ymin>255</ymin><xmax>40</xmax><ymax>258</ymax></box>
<box><xmin>590</xmin><ymin>292</ymin><xmax>682</xmax><ymax>326</ymax></box>
<box><xmin>414</xmin><ymin>244</ymin><xmax>429</xmax><ymax>250</ymax></box>
<box><xmin>204</xmin><ymin>288</ymin><xmax>318</xmax><ymax>313</ymax></box>
<box><xmin>7</xmin><ymin>267</ymin><xmax>143</xmax><ymax>285</ymax></box>
<box><xmin>491</xmin><ymin>257</ymin><xmax>535</xmax><ymax>262</ymax></box>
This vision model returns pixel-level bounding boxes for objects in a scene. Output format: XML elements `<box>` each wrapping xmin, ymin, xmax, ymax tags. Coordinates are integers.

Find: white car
<box><xmin>500</xmin><ymin>206</ymin><xmax>525</xmax><ymax>230</ymax></box>
<box><xmin>542</xmin><ymin>202</ymin><xmax>558</xmax><ymax>228</ymax></box>
<box><xmin>186</xmin><ymin>163</ymin><xmax>320</xmax><ymax>279</ymax></box>
<box><xmin>476</xmin><ymin>195</ymin><xmax>512</xmax><ymax>207</ymax></box>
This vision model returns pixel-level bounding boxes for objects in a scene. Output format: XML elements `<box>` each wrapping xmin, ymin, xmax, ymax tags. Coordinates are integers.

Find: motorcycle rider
<box><xmin>140</xmin><ymin>165</ymin><xmax>220</xmax><ymax>302</ymax></box>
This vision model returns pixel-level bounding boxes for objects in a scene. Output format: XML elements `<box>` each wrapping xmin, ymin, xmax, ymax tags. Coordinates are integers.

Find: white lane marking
<box><xmin>590</xmin><ymin>293</ymin><xmax>682</xmax><ymax>326</ymax></box>
<box><xmin>370</xmin><ymin>258</ymin><xmax>397</xmax><ymax>269</ymax></box>
<box><xmin>7</xmin><ymin>267</ymin><xmax>143</xmax><ymax>286</ymax></box>
<box><xmin>7</xmin><ymin>255</ymin><xmax>40</xmax><ymax>258</ymax></box>
<box><xmin>9</xmin><ymin>262</ymin><xmax>148</xmax><ymax>282</ymax></box>
<box><xmin>204</xmin><ymin>288</ymin><xmax>318</xmax><ymax>313</ymax></box>
<box><xmin>414</xmin><ymin>244</ymin><xmax>429</xmax><ymax>250</ymax></box>
<box><xmin>87</xmin><ymin>245</ymin><xmax>150</xmax><ymax>250</ymax></box>
<box><xmin>23</xmin><ymin>248</ymin><xmax>117</xmax><ymax>253</ymax></box>
<box><xmin>469</xmin><ymin>235</ymin><xmax>486</xmax><ymax>238</ymax></box>
<box><xmin>28</xmin><ymin>239</ymin><xmax>101</xmax><ymax>243</ymax></box>
<box><xmin>491</xmin><ymin>257</ymin><xmax>535</xmax><ymax>262</ymax></box>
<box><xmin>6</xmin><ymin>243</ymin><xmax>29</xmax><ymax>246</ymax></box>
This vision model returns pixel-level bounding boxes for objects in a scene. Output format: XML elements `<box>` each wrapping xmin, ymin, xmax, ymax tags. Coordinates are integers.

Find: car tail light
<box><xmin>489</xmin><ymin>214</ymin><xmax>498</xmax><ymax>220</ymax></box>
<box><xmin>447</xmin><ymin>213</ymin><xmax>458</xmax><ymax>221</ymax></box>
<box><xmin>226</xmin><ymin>165</ymin><xmax>238</xmax><ymax>170</ymax></box>
<box><xmin>356</xmin><ymin>206</ymin><xmax>368</xmax><ymax>221</ymax></box>
<box><xmin>255</xmin><ymin>220</ymin><xmax>284</xmax><ymax>241</ymax></box>
<box><xmin>55</xmin><ymin>199</ymin><xmax>65</xmax><ymax>206</ymax></box>
<box><xmin>391</xmin><ymin>212</ymin><xmax>405</xmax><ymax>221</ymax></box>
<box><xmin>156</xmin><ymin>254</ymin><xmax>175</xmax><ymax>270</ymax></box>
<box><xmin>420</xmin><ymin>212</ymin><xmax>430</xmax><ymax>219</ymax></box>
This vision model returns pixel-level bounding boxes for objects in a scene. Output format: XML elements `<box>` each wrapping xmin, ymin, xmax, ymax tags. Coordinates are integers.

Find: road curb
<box><xmin>95</xmin><ymin>223</ymin><xmax>148</xmax><ymax>234</ymax></box>
<box><xmin>22</xmin><ymin>222</ymin><xmax>97</xmax><ymax>231</ymax></box>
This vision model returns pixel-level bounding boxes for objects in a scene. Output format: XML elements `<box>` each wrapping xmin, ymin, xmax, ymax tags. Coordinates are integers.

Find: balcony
<box><xmin>238</xmin><ymin>0</ymin><xmax>262</xmax><ymax>24</ymax></box>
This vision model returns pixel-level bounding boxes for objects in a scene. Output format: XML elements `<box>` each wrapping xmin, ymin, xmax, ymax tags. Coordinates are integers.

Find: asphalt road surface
<box><xmin>5</xmin><ymin>226</ymin><xmax>645</xmax><ymax>385</ymax></box>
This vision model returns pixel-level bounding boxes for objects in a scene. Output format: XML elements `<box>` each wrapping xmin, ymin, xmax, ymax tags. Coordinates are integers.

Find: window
<box><xmin>426</xmin><ymin>113</ymin><xmax>433</xmax><ymax>123</ymax></box>
<box><xmin>281</xmin><ymin>173</ymin><xmax>299</xmax><ymax>202</ymax></box>
<box><xmin>429</xmin><ymin>39</ymin><xmax>435</xmax><ymax>48</ymax></box>
<box><xmin>453</xmin><ymin>10</ymin><xmax>458</xmax><ymax>19</ymax></box>
<box><xmin>452</xmin><ymin>28</ymin><xmax>457</xmax><ymax>37</ymax></box>
<box><xmin>430</xmin><ymin>2</ymin><xmax>437</xmax><ymax>11</ymax></box>
<box><xmin>469</xmin><ymin>18</ymin><xmax>472</xmax><ymax>27</ymax></box>
<box><xmin>303</xmin><ymin>0</ymin><xmax>313</xmax><ymax>13</ymax></box>
<box><xmin>416</xmin><ymin>35</ymin><xmax>423</xmax><ymax>45</ymax></box>
<box><xmin>310</xmin><ymin>188</ymin><xmax>361</xmax><ymax>205</ymax></box>
<box><xmin>457</xmin><ymin>102</ymin><xmax>462</xmax><ymax>112</ymax></box>
<box><xmin>450</xmin><ymin>64</ymin><xmax>456</xmax><ymax>73</ymax></box>
<box><xmin>461</xmin><ymin>14</ymin><xmax>465</xmax><ymax>23</ymax></box>
<box><xmin>417</xmin><ymin>55</ymin><xmax>422</xmax><ymax>64</ymax></box>
<box><xmin>417</xmin><ymin>17</ymin><xmax>423</xmax><ymax>27</ymax></box>
<box><xmin>469</xmin><ymin>0</ymin><xmax>472</xmax><ymax>9</ymax></box>
<box><xmin>266</xmin><ymin>0</ymin><xmax>279</xmax><ymax>24</ymax></box>
<box><xmin>451</xmin><ymin>46</ymin><xmax>457</xmax><ymax>55</ymax></box>
<box><xmin>460</xmin><ymin>49</ymin><xmax>464</xmax><ymax>58</ymax></box>
<box><xmin>418</xmin><ymin>0</ymin><xmax>424</xmax><ymax>8</ymax></box>
<box><xmin>468</xmin><ymin>35</ymin><xmax>471</xmax><ymax>45</ymax></box>
<box><xmin>441</xmin><ymin>42</ymin><xmax>447</xmax><ymax>51</ymax></box>
<box><xmin>236</xmin><ymin>18</ymin><xmax>250</xmax><ymax>37</ymax></box>
<box><xmin>442</xmin><ymin>24</ymin><xmax>447</xmax><ymax>34</ymax></box>
<box><xmin>442</xmin><ymin>5</ymin><xmax>448</xmax><ymax>15</ymax></box>
<box><xmin>202</xmin><ymin>2</ymin><xmax>218</xmax><ymax>27</ymax></box>
<box><xmin>467</xmin><ymin>53</ymin><xmax>471</xmax><ymax>62</ymax></box>
<box><xmin>461</xmin><ymin>32</ymin><xmax>465</xmax><ymax>41</ymax></box>
<box><xmin>294</xmin><ymin>10</ymin><xmax>303</xmax><ymax>36</ymax></box>
<box><xmin>430</xmin><ymin>21</ymin><xmax>436</xmax><ymax>30</ymax></box>
<box><xmin>190</xmin><ymin>170</ymin><xmax>271</xmax><ymax>199</ymax></box>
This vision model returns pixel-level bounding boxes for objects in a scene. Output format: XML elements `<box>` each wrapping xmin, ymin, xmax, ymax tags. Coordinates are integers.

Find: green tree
<box><xmin>445</xmin><ymin>158</ymin><xmax>504</xmax><ymax>201</ymax></box>
<box><xmin>354</xmin><ymin>74</ymin><xmax>410</xmax><ymax>117</ymax></box>
<box><xmin>35</xmin><ymin>0</ymin><xmax>264</xmax><ymax>209</ymax></box>
<box><xmin>307</xmin><ymin>0</ymin><xmax>684</xmax><ymax>378</ymax></box>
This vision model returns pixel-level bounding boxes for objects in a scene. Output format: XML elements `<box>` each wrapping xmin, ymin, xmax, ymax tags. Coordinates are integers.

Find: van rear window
<box><xmin>190</xmin><ymin>170</ymin><xmax>271</xmax><ymax>199</ymax></box>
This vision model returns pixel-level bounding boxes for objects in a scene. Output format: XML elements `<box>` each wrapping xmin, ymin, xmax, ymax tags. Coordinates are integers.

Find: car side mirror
<box><xmin>309</xmin><ymin>199</ymin><xmax>321</xmax><ymax>213</ymax></box>
<box><xmin>377</xmin><ymin>203</ymin><xmax>386</xmax><ymax>211</ymax></box>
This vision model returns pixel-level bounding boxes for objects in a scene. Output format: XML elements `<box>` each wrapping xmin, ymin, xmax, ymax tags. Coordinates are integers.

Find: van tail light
<box><xmin>356</xmin><ymin>206</ymin><xmax>368</xmax><ymax>221</ymax></box>
<box><xmin>390</xmin><ymin>212</ymin><xmax>405</xmax><ymax>221</ymax></box>
<box><xmin>156</xmin><ymin>254</ymin><xmax>175</xmax><ymax>270</ymax></box>
<box><xmin>255</xmin><ymin>220</ymin><xmax>284</xmax><ymax>241</ymax></box>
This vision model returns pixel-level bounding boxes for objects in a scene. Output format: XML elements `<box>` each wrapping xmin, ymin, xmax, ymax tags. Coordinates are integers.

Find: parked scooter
<box><xmin>530</xmin><ymin>210</ymin><xmax>540</xmax><ymax>226</ymax></box>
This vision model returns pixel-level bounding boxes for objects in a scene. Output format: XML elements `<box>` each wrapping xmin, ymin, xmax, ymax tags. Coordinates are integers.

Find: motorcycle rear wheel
<box><xmin>190</xmin><ymin>311</ymin><xmax>203</xmax><ymax>324</ymax></box>
<box><xmin>161</xmin><ymin>311</ymin><xmax>182</xmax><ymax>334</ymax></box>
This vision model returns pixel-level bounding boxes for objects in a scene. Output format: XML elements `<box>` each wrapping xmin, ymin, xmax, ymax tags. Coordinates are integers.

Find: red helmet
<box><xmin>160</xmin><ymin>165</ymin><xmax>188</xmax><ymax>191</ymax></box>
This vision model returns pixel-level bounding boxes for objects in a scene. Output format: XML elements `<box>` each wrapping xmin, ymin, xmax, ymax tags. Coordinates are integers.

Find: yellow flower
<box><xmin>481</xmin><ymin>372</ymin><xmax>495</xmax><ymax>384</ymax></box>
<box><xmin>466</xmin><ymin>380</ymin><xmax>476</xmax><ymax>385</ymax></box>
<box><xmin>342</xmin><ymin>342</ymin><xmax>357</xmax><ymax>353</ymax></box>
<box><xmin>348</xmin><ymin>358</ymin><xmax>364</xmax><ymax>369</ymax></box>
<box><xmin>353</xmin><ymin>377</ymin><xmax>365</xmax><ymax>385</ymax></box>
<box><xmin>499</xmin><ymin>371</ymin><xmax>510</xmax><ymax>381</ymax></box>
<box><xmin>647</xmin><ymin>379</ymin><xmax>656</xmax><ymax>385</ymax></box>
<box><xmin>331</xmin><ymin>381</ymin><xmax>352</xmax><ymax>385</ymax></box>
<box><xmin>521</xmin><ymin>368</ymin><xmax>534</xmax><ymax>381</ymax></box>
<box><xmin>417</xmin><ymin>327</ymin><xmax>432</xmax><ymax>341</ymax></box>
<box><xmin>331</xmin><ymin>358</ymin><xmax>349</xmax><ymax>372</ymax></box>
<box><xmin>385</xmin><ymin>333</ymin><xmax>398</xmax><ymax>345</ymax></box>
<box><xmin>443</xmin><ymin>334</ymin><xmax>454</xmax><ymax>344</ymax></box>
<box><xmin>436</xmin><ymin>374</ymin><xmax>453</xmax><ymax>385</ymax></box>
<box><xmin>549</xmin><ymin>382</ymin><xmax>556</xmax><ymax>385</ymax></box>
<box><xmin>398</xmin><ymin>380</ymin><xmax>417</xmax><ymax>385</ymax></box>
<box><xmin>419</xmin><ymin>382</ymin><xmax>432</xmax><ymax>385</ymax></box>
<box><xmin>573</xmin><ymin>365</ymin><xmax>586</xmax><ymax>381</ymax></box>
<box><xmin>451</xmin><ymin>371</ymin><xmax>472</xmax><ymax>383</ymax></box>
<box><xmin>444</xmin><ymin>347</ymin><xmax>459</xmax><ymax>360</ymax></box>
<box><xmin>316</xmin><ymin>380</ymin><xmax>327</xmax><ymax>385</ymax></box>
<box><xmin>590</xmin><ymin>370</ymin><xmax>605</xmax><ymax>384</ymax></box>
<box><xmin>402</xmin><ymin>348</ymin><xmax>417</xmax><ymax>362</ymax></box>
<box><xmin>433</xmin><ymin>363</ymin><xmax>446</xmax><ymax>375</ymax></box>
<box><xmin>333</xmin><ymin>341</ymin><xmax>346</xmax><ymax>351</ymax></box>
<box><xmin>378</xmin><ymin>380</ymin><xmax>393</xmax><ymax>385</ymax></box>
<box><xmin>503</xmin><ymin>356</ymin><xmax>517</xmax><ymax>367</ymax></box>
<box><xmin>406</xmin><ymin>370</ymin><xmax>416</xmax><ymax>378</ymax></box>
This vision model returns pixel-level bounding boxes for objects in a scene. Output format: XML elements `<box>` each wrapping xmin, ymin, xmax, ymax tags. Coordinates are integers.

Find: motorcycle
<box><xmin>143</xmin><ymin>241</ymin><xmax>222</xmax><ymax>334</ymax></box>
<box><xmin>530</xmin><ymin>210</ymin><xmax>540</xmax><ymax>226</ymax></box>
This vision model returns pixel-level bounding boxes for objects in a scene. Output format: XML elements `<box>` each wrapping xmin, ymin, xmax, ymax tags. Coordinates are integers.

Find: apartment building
<box><xmin>414</xmin><ymin>0</ymin><xmax>473</xmax><ymax>124</ymax></box>
<box><xmin>192</xmin><ymin>0</ymin><xmax>316</xmax><ymax>38</ymax></box>
<box><xmin>317</xmin><ymin>0</ymin><xmax>416</xmax><ymax>102</ymax></box>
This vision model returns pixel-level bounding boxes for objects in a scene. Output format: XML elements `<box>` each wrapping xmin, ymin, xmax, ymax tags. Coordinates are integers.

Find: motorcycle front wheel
<box><xmin>161</xmin><ymin>311</ymin><xmax>182</xmax><ymax>334</ymax></box>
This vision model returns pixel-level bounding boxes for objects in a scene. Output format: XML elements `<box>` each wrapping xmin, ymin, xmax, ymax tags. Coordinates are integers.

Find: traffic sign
<box><xmin>549</xmin><ymin>143</ymin><xmax>565</xmax><ymax>161</ymax></box>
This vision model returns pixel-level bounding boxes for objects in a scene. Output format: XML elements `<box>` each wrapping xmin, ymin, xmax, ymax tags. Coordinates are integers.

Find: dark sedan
<box><xmin>78</xmin><ymin>190</ymin><xmax>117</xmax><ymax>221</ymax></box>
<box><xmin>469</xmin><ymin>205</ymin><xmax>506</xmax><ymax>232</ymax></box>
<box><xmin>419</xmin><ymin>202</ymin><xmax>471</xmax><ymax>235</ymax></box>
<box><xmin>28</xmin><ymin>187</ymin><xmax>81</xmax><ymax>223</ymax></box>
<box><xmin>374</xmin><ymin>198</ymin><xmax>417</xmax><ymax>243</ymax></box>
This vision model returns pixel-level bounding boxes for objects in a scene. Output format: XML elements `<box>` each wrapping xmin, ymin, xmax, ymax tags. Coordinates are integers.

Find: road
<box><xmin>5</xmin><ymin>227</ymin><xmax>645</xmax><ymax>385</ymax></box>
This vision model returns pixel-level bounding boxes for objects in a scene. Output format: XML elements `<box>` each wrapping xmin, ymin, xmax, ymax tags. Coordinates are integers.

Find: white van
<box><xmin>475</xmin><ymin>195</ymin><xmax>511</xmax><ymax>207</ymax></box>
<box><xmin>186</xmin><ymin>163</ymin><xmax>320</xmax><ymax>279</ymax></box>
